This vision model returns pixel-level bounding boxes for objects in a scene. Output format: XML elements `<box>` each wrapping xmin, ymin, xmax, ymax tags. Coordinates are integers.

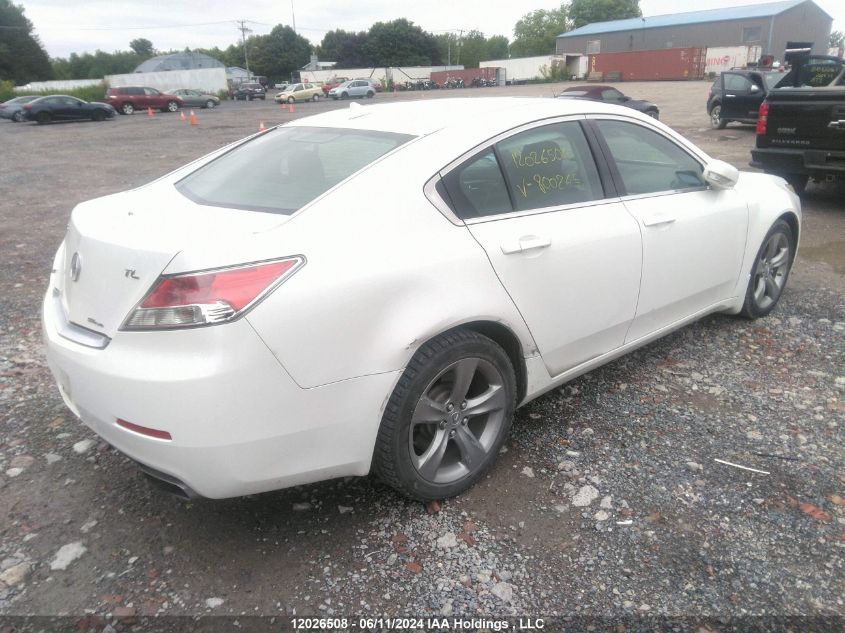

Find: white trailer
<box><xmin>705</xmin><ymin>45</ymin><xmax>762</xmax><ymax>74</ymax></box>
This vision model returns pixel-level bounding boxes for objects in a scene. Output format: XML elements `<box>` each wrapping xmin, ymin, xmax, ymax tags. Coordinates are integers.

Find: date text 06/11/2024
<box><xmin>289</xmin><ymin>617</ymin><xmax>546</xmax><ymax>631</ymax></box>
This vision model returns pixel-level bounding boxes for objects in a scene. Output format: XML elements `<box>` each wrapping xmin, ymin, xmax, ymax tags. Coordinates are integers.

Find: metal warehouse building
<box><xmin>556</xmin><ymin>0</ymin><xmax>832</xmax><ymax>59</ymax></box>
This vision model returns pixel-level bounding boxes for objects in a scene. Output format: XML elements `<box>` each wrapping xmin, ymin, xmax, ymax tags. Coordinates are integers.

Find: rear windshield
<box><xmin>762</xmin><ymin>73</ymin><xmax>785</xmax><ymax>90</ymax></box>
<box><xmin>176</xmin><ymin>126</ymin><xmax>414</xmax><ymax>214</ymax></box>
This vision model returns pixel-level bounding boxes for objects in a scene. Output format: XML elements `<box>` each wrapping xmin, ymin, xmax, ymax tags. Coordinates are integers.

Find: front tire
<box><xmin>36</xmin><ymin>111</ymin><xmax>51</xmax><ymax>124</ymax></box>
<box><xmin>287</xmin><ymin>96</ymin><xmax>295</xmax><ymax>104</ymax></box>
<box><xmin>312</xmin><ymin>93</ymin><xmax>320</xmax><ymax>102</ymax></box>
<box><xmin>740</xmin><ymin>219</ymin><xmax>795</xmax><ymax>319</ymax></box>
<box><xmin>164</xmin><ymin>101</ymin><xmax>178</xmax><ymax>112</ymax></box>
<box><xmin>373</xmin><ymin>329</ymin><xmax>516</xmax><ymax>501</ymax></box>
<box><xmin>366</xmin><ymin>90</ymin><xmax>375</xmax><ymax>98</ymax></box>
<box><xmin>710</xmin><ymin>104</ymin><xmax>727</xmax><ymax>129</ymax></box>
<box><xmin>121</xmin><ymin>102</ymin><xmax>134</xmax><ymax>115</ymax></box>
<box><xmin>91</xmin><ymin>109</ymin><xmax>106</xmax><ymax>122</ymax></box>
<box><xmin>205</xmin><ymin>100</ymin><xmax>216</xmax><ymax>109</ymax></box>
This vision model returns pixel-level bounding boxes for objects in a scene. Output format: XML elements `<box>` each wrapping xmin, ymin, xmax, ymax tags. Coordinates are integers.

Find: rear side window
<box><xmin>442</xmin><ymin>151</ymin><xmax>512</xmax><ymax>219</ymax></box>
<box><xmin>176</xmin><ymin>126</ymin><xmax>414</xmax><ymax>215</ymax></box>
<box><xmin>595</xmin><ymin>120</ymin><xmax>705</xmax><ymax>195</ymax></box>
<box><xmin>496</xmin><ymin>122</ymin><xmax>603</xmax><ymax>211</ymax></box>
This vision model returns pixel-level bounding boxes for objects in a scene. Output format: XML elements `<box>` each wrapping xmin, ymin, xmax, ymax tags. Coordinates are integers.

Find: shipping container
<box><xmin>704</xmin><ymin>45</ymin><xmax>762</xmax><ymax>74</ymax></box>
<box><xmin>587</xmin><ymin>48</ymin><xmax>705</xmax><ymax>81</ymax></box>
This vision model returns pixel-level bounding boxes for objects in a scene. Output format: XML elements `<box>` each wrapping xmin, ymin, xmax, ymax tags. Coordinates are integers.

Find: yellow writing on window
<box><xmin>511</xmin><ymin>145</ymin><xmax>571</xmax><ymax>169</ymax></box>
<box><xmin>515</xmin><ymin>173</ymin><xmax>582</xmax><ymax>198</ymax></box>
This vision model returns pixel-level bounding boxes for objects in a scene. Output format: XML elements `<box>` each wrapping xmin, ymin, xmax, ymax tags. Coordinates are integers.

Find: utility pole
<box><xmin>456</xmin><ymin>29</ymin><xmax>464</xmax><ymax>67</ymax></box>
<box><xmin>236</xmin><ymin>19</ymin><xmax>252</xmax><ymax>81</ymax></box>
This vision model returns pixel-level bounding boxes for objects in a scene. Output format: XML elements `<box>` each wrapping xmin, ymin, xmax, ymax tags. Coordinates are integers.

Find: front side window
<box><xmin>144</xmin><ymin>88</ymin><xmax>160</xmax><ymax>96</ymax></box>
<box><xmin>594</xmin><ymin>120</ymin><xmax>705</xmax><ymax>195</ymax></box>
<box><xmin>601</xmin><ymin>88</ymin><xmax>625</xmax><ymax>101</ymax></box>
<box><xmin>176</xmin><ymin>126</ymin><xmax>414</xmax><ymax>215</ymax></box>
<box><xmin>496</xmin><ymin>122</ymin><xmax>603</xmax><ymax>212</ymax></box>
<box><xmin>723</xmin><ymin>73</ymin><xmax>752</xmax><ymax>92</ymax></box>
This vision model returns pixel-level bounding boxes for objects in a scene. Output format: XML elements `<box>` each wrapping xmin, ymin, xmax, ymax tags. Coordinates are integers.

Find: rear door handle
<box><xmin>828</xmin><ymin>120</ymin><xmax>845</xmax><ymax>129</ymax></box>
<box><xmin>642</xmin><ymin>214</ymin><xmax>677</xmax><ymax>227</ymax></box>
<box><xmin>500</xmin><ymin>235</ymin><xmax>552</xmax><ymax>255</ymax></box>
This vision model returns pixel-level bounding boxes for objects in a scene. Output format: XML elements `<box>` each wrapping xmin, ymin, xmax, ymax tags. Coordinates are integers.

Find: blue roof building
<box><xmin>556</xmin><ymin>0</ymin><xmax>831</xmax><ymax>61</ymax></box>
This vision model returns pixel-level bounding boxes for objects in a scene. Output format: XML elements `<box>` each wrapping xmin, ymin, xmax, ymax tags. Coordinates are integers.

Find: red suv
<box><xmin>105</xmin><ymin>87</ymin><xmax>184</xmax><ymax>115</ymax></box>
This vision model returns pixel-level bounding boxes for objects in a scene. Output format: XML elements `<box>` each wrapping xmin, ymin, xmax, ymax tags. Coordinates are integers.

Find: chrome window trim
<box><xmin>465</xmin><ymin>196</ymin><xmax>623</xmax><ymax>225</ymax></box>
<box><xmin>423</xmin><ymin>175</ymin><xmax>463</xmax><ymax>226</ymax></box>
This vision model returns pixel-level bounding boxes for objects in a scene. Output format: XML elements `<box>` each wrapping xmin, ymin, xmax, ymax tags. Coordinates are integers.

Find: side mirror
<box><xmin>621</xmin><ymin>95</ymin><xmax>631</xmax><ymax>101</ymax></box>
<box><xmin>703</xmin><ymin>159</ymin><xmax>739</xmax><ymax>189</ymax></box>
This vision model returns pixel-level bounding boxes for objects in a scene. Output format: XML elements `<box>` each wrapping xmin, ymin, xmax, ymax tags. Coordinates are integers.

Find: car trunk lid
<box><xmin>56</xmin><ymin>188</ymin><xmax>285</xmax><ymax>338</ymax></box>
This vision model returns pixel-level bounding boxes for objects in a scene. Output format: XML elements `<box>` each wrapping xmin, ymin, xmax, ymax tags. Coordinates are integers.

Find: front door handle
<box><xmin>500</xmin><ymin>235</ymin><xmax>552</xmax><ymax>255</ymax></box>
<box><xmin>642</xmin><ymin>214</ymin><xmax>677</xmax><ymax>227</ymax></box>
<box><xmin>828</xmin><ymin>120</ymin><xmax>845</xmax><ymax>129</ymax></box>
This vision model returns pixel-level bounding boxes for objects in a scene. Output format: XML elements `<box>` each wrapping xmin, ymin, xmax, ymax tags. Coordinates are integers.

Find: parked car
<box><xmin>706</xmin><ymin>69</ymin><xmax>784</xmax><ymax>129</ymax></box>
<box><xmin>169</xmin><ymin>89</ymin><xmax>220</xmax><ymax>109</ymax></box>
<box><xmin>43</xmin><ymin>98</ymin><xmax>800</xmax><ymax>501</ymax></box>
<box><xmin>557</xmin><ymin>85</ymin><xmax>659</xmax><ymax>118</ymax></box>
<box><xmin>750</xmin><ymin>55</ymin><xmax>845</xmax><ymax>194</ymax></box>
<box><xmin>274</xmin><ymin>83</ymin><xmax>289</xmax><ymax>92</ymax></box>
<box><xmin>355</xmin><ymin>77</ymin><xmax>383</xmax><ymax>92</ymax></box>
<box><xmin>275</xmin><ymin>82</ymin><xmax>323</xmax><ymax>103</ymax></box>
<box><xmin>23</xmin><ymin>95</ymin><xmax>116</xmax><ymax>124</ymax></box>
<box><xmin>0</xmin><ymin>95</ymin><xmax>39</xmax><ymax>122</ymax></box>
<box><xmin>321</xmin><ymin>77</ymin><xmax>350</xmax><ymax>95</ymax></box>
<box><xmin>233</xmin><ymin>83</ymin><xmax>266</xmax><ymax>101</ymax></box>
<box><xmin>328</xmin><ymin>80</ymin><xmax>376</xmax><ymax>100</ymax></box>
<box><xmin>105</xmin><ymin>86</ymin><xmax>183</xmax><ymax>115</ymax></box>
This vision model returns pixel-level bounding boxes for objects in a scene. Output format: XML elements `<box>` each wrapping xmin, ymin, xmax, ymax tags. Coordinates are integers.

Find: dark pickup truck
<box><xmin>750</xmin><ymin>56</ymin><xmax>845</xmax><ymax>194</ymax></box>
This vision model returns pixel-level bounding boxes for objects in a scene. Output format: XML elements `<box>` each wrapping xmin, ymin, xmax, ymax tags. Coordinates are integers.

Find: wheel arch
<box><xmin>442</xmin><ymin>320</ymin><xmax>528</xmax><ymax>405</ymax></box>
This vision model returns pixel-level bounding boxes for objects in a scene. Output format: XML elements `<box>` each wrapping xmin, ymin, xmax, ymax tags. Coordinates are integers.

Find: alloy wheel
<box><xmin>409</xmin><ymin>357</ymin><xmax>507</xmax><ymax>484</ymax></box>
<box><xmin>752</xmin><ymin>231</ymin><xmax>790</xmax><ymax>310</ymax></box>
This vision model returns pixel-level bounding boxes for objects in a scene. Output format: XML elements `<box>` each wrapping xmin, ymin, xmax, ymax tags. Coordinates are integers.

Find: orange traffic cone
<box><xmin>288</xmin><ymin>103</ymin><xmax>294</xmax><ymax>113</ymax></box>
<box><xmin>180</xmin><ymin>111</ymin><xmax>186</xmax><ymax>122</ymax></box>
<box><xmin>147</xmin><ymin>106</ymin><xmax>153</xmax><ymax>117</ymax></box>
<box><xmin>259</xmin><ymin>121</ymin><xmax>265</xmax><ymax>132</ymax></box>
<box><xmin>189</xmin><ymin>110</ymin><xmax>197</xmax><ymax>126</ymax></box>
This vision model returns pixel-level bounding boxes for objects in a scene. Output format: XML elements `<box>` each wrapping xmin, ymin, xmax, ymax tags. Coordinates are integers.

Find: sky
<box><xmin>17</xmin><ymin>0</ymin><xmax>844</xmax><ymax>58</ymax></box>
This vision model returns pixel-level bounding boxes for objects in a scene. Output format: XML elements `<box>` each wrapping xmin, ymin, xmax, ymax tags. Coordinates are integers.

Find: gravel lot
<box><xmin>0</xmin><ymin>82</ymin><xmax>843</xmax><ymax>630</ymax></box>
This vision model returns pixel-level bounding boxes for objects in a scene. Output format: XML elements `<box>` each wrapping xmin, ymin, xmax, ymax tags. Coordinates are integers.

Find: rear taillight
<box><xmin>756</xmin><ymin>102</ymin><xmax>769</xmax><ymax>135</ymax></box>
<box><xmin>121</xmin><ymin>257</ymin><xmax>303</xmax><ymax>330</ymax></box>
<box><xmin>23</xmin><ymin>104</ymin><xmax>32</xmax><ymax>110</ymax></box>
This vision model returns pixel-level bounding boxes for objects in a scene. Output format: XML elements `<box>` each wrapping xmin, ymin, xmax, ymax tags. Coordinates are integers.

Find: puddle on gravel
<box><xmin>799</xmin><ymin>240</ymin><xmax>845</xmax><ymax>275</ymax></box>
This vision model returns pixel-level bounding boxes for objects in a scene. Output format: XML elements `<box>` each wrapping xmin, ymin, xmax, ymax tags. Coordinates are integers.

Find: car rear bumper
<box><xmin>42</xmin><ymin>291</ymin><xmax>398</xmax><ymax>498</ymax></box>
<box><xmin>751</xmin><ymin>147</ymin><xmax>845</xmax><ymax>176</ymax></box>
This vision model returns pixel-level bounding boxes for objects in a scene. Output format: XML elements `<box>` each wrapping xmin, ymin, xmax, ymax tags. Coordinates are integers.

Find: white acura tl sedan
<box><xmin>43</xmin><ymin>98</ymin><xmax>800</xmax><ymax>501</ymax></box>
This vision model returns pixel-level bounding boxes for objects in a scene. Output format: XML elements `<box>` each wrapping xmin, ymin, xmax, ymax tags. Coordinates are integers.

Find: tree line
<box><xmin>2</xmin><ymin>0</ymin><xmax>643</xmax><ymax>85</ymax></box>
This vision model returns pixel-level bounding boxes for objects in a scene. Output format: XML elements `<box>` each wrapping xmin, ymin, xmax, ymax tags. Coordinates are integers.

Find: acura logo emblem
<box><xmin>70</xmin><ymin>252</ymin><xmax>82</xmax><ymax>282</ymax></box>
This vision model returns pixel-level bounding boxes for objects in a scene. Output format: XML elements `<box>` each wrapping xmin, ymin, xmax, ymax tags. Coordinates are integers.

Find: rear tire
<box><xmin>206</xmin><ymin>100</ymin><xmax>216</xmax><ymax>109</ymax></box>
<box><xmin>710</xmin><ymin>104</ymin><xmax>727</xmax><ymax>129</ymax></box>
<box><xmin>739</xmin><ymin>219</ymin><xmax>795</xmax><ymax>319</ymax></box>
<box><xmin>165</xmin><ymin>101</ymin><xmax>178</xmax><ymax>113</ymax></box>
<box><xmin>121</xmin><ymin>102</ymin><xmax>134</xmax><ymax>115</ymax></box>
<box><xmin>372</xmin><ymin>329</ymin><xmax>516</xmax><ymax>501</ymax></box>
<box><xmin>12</xmin><ymin>111</ymin><xmax>23</xmax><ymax>122</ymax></box>
<box><xmin>366</xmin><ymin>90</ymin><xmax>375</xmax><ymax>98</ymax></box>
